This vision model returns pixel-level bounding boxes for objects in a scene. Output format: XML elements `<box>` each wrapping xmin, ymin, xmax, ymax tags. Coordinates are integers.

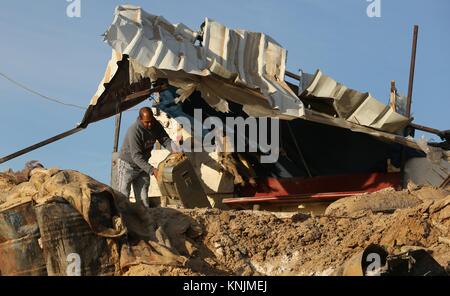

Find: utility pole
<box><xmin>401</xmin><ymin>25</ymin><xmax>419</xmax><ymax>189</ymax></box>
<box><xmin>406</xmin><ymin>25</ymin><xmax>419</xmax><ymax>119</ymax></box>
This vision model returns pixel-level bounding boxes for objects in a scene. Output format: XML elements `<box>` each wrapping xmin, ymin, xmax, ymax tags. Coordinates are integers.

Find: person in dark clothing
<box><xmin>117</xmin><ymin>107</ymin><xmax>175</xmax><ymax>207</ymax></box>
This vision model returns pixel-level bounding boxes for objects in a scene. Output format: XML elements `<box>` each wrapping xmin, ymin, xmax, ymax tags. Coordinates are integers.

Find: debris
<box><xmin>438</xmin><ymin>237</ymin><xmax>450</xmax><ymax>247</ymax></box>
<box><xmin>0</xmin><ymin>5</ymin><xmax>449</xmax><ymax>277</ymax></box>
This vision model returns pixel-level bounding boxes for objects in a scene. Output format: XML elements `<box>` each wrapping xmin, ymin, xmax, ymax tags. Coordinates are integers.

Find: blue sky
<box><xmin>0</xmin><ymin>0</ymin><xmax>449</xmax><ymax>184</ymax></box>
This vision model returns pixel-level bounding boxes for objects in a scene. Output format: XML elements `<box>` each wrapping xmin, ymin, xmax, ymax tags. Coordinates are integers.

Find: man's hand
<box><xmin>152</xmin><ymin>168</ymin><xmax>159</xmax><ymax>178</ymax></box>
<box><xmin>171</xmin><ymin>151</ymin><xmax>184</xmax><ymax>157</ymax></box>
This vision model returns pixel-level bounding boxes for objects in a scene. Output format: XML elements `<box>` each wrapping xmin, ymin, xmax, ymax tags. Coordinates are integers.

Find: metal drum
<box><xmin>34</xmin><ymin>200</ymin><xmax>119</xmax><ymax>276</ymax></box>
<box><xmin>0</xmin><ymin>199</ymin><xmax>47</xmax><ymax>276</ymax></box>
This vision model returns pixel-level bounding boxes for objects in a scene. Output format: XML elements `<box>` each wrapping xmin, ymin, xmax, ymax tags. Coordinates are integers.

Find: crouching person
<box><xmin>117</xmin><ymin>107</ymin><xmax>176</xmax><ymax>207</ymax></box>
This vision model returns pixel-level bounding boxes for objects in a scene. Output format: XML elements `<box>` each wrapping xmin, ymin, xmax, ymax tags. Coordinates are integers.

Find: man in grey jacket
<box><xmin>117</xmin><ymin>107</ymin><xmax>175</xmax><ymax>207</ymax></box>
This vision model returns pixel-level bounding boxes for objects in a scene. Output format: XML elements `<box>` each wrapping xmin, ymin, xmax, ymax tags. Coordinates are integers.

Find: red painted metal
<box><xmin>223</xmin><ymin>172</ymin><xmax>402</xmax><ymax>205</ymax></box>
<box><xmin>223</xmin><ymin>191</ymin><xmax>363</xmax><ymax>205</ymax></box>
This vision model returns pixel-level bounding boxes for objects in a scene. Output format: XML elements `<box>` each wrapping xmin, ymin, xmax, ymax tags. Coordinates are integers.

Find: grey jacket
<box><xmin>119</xmin><ymin>117</ymin><xmax>173</xmax><ymax>174</ymax></box>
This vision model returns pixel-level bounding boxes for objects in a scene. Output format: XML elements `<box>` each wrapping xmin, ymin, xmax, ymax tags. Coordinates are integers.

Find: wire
<box><xmin>0</xmin><ymin>71</ymin><xmax>87</xmax><ymax>110</ymax></box>
<box><xmin>0</xmin><ymin>71</ymin><xmax>155</xmax><ymax>113</ymax></box>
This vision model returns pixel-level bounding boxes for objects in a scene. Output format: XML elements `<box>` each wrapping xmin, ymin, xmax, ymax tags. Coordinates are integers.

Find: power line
<box><xmin>0</xmin><ymin>70</ymin><xmax>152</xmax><ymax>113</ymax></box>
<box><xmin>0</xmin><ymin>71</ymin><xmax>87</xmax><ymax>110</ymax></box>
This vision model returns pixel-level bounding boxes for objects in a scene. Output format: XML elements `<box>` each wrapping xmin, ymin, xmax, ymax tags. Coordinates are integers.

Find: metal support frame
<box><xmin>400</xmin><ymin>25</ymin><xmax>419</xmax><ymax>188</ymax></box>
<box><xmin>406</xmin><ymin>25</ymin><xmax>419</xmax><ymax>119</ymax></box>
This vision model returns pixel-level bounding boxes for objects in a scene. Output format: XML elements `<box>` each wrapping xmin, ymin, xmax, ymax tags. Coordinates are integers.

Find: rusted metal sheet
<box><xmin>0</xmin><ymin>234</ymin><xmax>47</xmax><ymax>276</ymax></box>
<box><xmin>0</xmin><ymin>200</ymin><xmax>47</xmax><ymax>276</ymax></box>
<box><xmin>34</xmin><ymin>200</ymin><xmax>120</xmax><ymax>276</ymax></box>
<box><xmin>224</xmin><ymin>172</ymin><xmax>402</xmax><ymax>206</ymax></box>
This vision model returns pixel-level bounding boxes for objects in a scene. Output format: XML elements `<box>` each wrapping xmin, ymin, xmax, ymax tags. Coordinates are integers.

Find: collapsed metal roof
<box><xmin>3</xmin><ymin>5</ymin><xmax>447</xmax><ymax>167</ymax></box>
<box><xmin>82</xmin><ymin>5</ymin><xmax>415</xmax><ymax>149</ymax></box>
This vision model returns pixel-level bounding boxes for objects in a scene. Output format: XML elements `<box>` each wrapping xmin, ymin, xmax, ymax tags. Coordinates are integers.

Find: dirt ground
<box><xmin>124</xmin><ymin>186</ymin><xmax>450</xmax><ymax>276</ymax></box>
<box><xmin>1</xmin><ymin>167</ymin><xmax>449</xmax><ymax>276</ymax></box>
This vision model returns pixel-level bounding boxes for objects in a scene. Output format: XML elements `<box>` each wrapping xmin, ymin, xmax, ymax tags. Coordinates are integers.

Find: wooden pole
<box><xmin>389</xmin><ymin>80</ymin><xmax>397</xmax><ymax>111</ymax></box>
<box><xmin>111</xmin><ymin>111</ymin><xmax>122</xmax><ymax>188</ymax></box>
<box><xmin>0</xmin><ymin>85</ymin><xmax>167</xmax><ymax>166</ymax></box>
<box><xmin>0</xmin><ymin>127</ymin><xmax>84</xmax><ymax>164</ymax></box>
<box><xmin>113</xmin><ymin>112</ymin><xmax>122</xmax><ymax>153</ymax></box>
<box><xmin>409</xmin><ymin>123</ymin><xmax>443</xmax><ymax>137</ymax></box>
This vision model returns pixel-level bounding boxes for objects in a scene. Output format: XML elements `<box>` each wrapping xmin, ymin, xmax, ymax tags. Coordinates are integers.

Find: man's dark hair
<box><xmin>139</xmin><ymin>107</ymin><xmax>153</xmax><ymax>119</ymax></box>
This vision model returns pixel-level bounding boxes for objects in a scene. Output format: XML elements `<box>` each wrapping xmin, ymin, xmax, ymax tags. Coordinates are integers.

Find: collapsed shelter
<box><xmin>0</xmin><ymin>5</ymin><xmax>449</xmax><ymax>276</ymax></box>
<box><xmin>82</xmin><ymin>5</ymin><xmax>448</xmax><ymax>210</ymax></box>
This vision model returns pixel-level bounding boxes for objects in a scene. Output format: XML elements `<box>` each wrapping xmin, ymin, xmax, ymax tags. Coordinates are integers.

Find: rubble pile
<box><xmin>124</xmin><ymin>186</ymin><xmax>450</xmax><ymax>276</ymax></box>
<box><xmin>0</xmin><ymin>167</ymin><xmax>449</xmax><ymax>276</ymax></box>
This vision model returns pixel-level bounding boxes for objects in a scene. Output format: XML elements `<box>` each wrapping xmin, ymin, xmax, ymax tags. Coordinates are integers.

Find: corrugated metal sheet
<box><xmin>300</xmin><ymin>70</ymin><xmax>411</xmax><ymax>133</ymax></box>
<box><xmin>89</xmin><ymin>5</ymin><xmax>411</xmax><ymax>135</ymax></box>
<box><xmin>99</xmin><ymin>4</ymin><xmax>304</xmax><ymax>119</ymax></box>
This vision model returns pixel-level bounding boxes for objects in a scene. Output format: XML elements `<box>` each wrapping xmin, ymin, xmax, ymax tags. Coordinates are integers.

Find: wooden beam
<box><xmin>123</xmin><ymin>83</ymin><xmax>168</xmax><ymax>102</ymax></box>
<box><xmin>285</xmin><ymin>70</ymin><xmax>301</xmax><ymax>81</ymax></box>
<box><xmin>409</xmin><ymin>123</ymin><xmax>443</xmax><ymax>136</ymax></box>
<box><xmin>389</xmin><ymin>80</ymin><xmax>397</xmax><ymax>111</ymax></box>
<box><xmin>113</xmin><ymin>112</ymin><xmax>122</xmax><ymax>153</ymax></box>
<box><xmin>0</xmin><ymin>127</ymin><xmax>84</xmax><ymax>164</ymax></box>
